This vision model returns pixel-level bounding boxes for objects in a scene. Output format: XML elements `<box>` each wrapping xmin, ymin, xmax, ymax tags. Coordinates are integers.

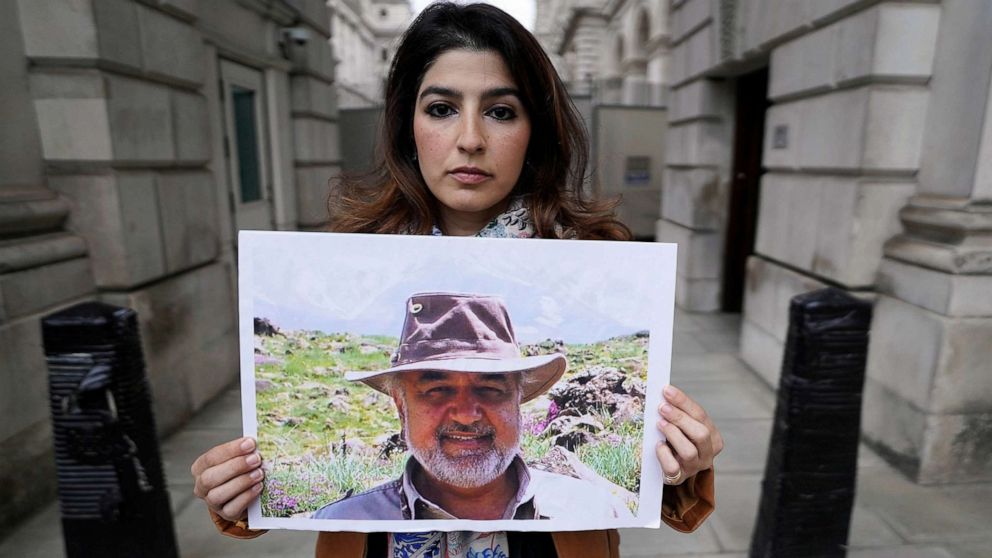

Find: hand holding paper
<box><xmin>655</xmin><ymin>385</ymin><xmax>724</xmax><ymax>485</ymax></box>
<box><xmin>191</xmin><ymin>437</ymin><xmax>265</xmax><ymax>522</ymax></box>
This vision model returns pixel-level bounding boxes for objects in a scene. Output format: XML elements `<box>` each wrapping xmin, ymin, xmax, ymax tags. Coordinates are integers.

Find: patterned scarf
<box><xmin>430</xmin><ymin>196</ymin><xmax>537</xmax><ymax>239</ymax></box>
<box><xmin>389</xmin><ymin>531</ymin><xmax>508</xmax><ymax>558</ymax></box>
<box><xmin>390</xmin><ymin>199</ymin><xmax>534</xmax><ymax>558</ymax></box>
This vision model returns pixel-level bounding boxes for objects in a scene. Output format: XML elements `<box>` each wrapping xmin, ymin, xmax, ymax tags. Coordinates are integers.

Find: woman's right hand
<box><xmin>191</xmin><ymin>437</ymin><xmax>264</xmax><ymax>522</ymax></box>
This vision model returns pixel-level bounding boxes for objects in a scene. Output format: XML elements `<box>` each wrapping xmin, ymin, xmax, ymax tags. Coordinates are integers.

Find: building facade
<box><xmin>328</xmin><ymin>0</ymin><xmax>412</xmax><ymax>108</ymax></box>
<box><xmin>537</xmin><ymin>0</ymin><xmax>670</xmax><ymax>105</ymax></box>
<box><xmin>664</xmin><ymin>0</ymin><xmax>991</xmax><ymax>485</ymax></box>
<box><xmin>1</xmin><ymin>0</ymin><xmax>340</xmax><ymax>535</ymax></box>
<box><xmin>536</xmin><ymin>0</ymin><xmax>671</xmax><ymax>237</ymax></box>
<box><xmin>539</xmin><ymin>0</ymin><xmax>992</xmax><ymax>485</ymax></box>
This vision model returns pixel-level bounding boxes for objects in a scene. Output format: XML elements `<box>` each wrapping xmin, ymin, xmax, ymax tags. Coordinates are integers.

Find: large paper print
<box><xmin>239</xmin><ymin>232</ymin><xmax>676</xmax><ymax>532</ymax></box>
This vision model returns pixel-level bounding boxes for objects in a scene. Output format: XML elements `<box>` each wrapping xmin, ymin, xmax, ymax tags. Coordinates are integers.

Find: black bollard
<box><xmin>43</xmin><ymin>302</ymin><xmax>178</xmax><ymax>558</ymax></box>
<box><xmin>749</xmin><ymin>288</ymin><xmax>872</xmax><ymax>558</ymax></box>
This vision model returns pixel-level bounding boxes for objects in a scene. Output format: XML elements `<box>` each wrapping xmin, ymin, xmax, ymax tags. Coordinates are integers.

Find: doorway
<box><xmin>721</xmin><ymin>67</ymin><xmax>769</xmax><ymax>312</ymax></box>
<box><xmin>219</xmin><ymin>59</ymin><xmax>274</xmax><ymax>233</ymax></box>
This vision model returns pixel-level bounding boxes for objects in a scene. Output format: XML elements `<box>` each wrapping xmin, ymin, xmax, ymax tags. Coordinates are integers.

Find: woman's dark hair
<box><xmin>328</xmin><ymin>2</ymin><xmax>631</xmax><ymax>240</ymax></box>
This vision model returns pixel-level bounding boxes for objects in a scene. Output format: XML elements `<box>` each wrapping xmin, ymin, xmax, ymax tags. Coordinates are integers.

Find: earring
<box><xmin>412</xmin><ymin>152</ymin><xmax>418</xmax><ymax>161</ymax></box>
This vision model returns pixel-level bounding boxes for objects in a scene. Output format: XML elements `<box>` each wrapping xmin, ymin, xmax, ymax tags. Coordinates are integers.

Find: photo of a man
<box><xmin>311</xmin><ymin>292</ymin><xmax>632</xmax><ymax>521</ymax></box>
<box><xmin>241</xmin><ymin>231</ymin><xmax>676</xmax><ymax>532</ymax></box>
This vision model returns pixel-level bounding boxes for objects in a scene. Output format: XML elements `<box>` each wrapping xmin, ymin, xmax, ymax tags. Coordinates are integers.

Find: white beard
<box><xmin>408</xmin><ymin>433</ymin><xmax>519</xmax><ymax>488</ymax></box>
<box><xmin>402</xmin><ymin>410</ymin><xmax>520</xmax><ymax>488</ymax></box>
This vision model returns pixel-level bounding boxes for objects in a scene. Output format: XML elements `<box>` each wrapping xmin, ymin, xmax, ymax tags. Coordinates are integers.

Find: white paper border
<box><xmin>239</xmin><ymin>231</ymin><xmax>677</xmax><ymax>533</ymax></box>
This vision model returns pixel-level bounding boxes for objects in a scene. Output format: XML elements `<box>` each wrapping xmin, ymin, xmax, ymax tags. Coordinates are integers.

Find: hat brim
<box><xmin>345</xmin><ymin>353</ymin><xmax>567</xmax><ymax>403</ymax></box>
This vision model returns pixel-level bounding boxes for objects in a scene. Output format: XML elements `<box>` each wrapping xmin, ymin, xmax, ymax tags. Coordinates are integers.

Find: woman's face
<box><xmin>413</xmin><ymin>49</ymin><xmax>531</xmax><ymax>234</ymax></box>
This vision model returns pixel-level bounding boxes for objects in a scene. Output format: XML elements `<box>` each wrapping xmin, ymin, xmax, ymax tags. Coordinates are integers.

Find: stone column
<box><xmin>571</xmin><ymin>9</ymin><xmax>610</xmax><ymax>98</ymax></box>
<box><xmin>646</xmin><ymin>43</ymin><xmax>670</xmax><ymax>107</ymax></box>
<box><xmin>646</xmin><ymin>0</ymin><xmax>670</xmax><ymax>107</ymax></box>
<box><xmin>863</xmin><ymin>0</ymin><xmax>992</xmax><ymax>484</ymax></box>
<box><xmin>287</xmin><ymin>0</ymin><xmax>339</xmax><ymax>230</ymax></box>
<box><xmin>0</xmin><ymin>1</ymin><xmax>95</xmax><ymax>537</ymax></box>
<box><xmin>622</xmin><ymin>56</ymin><xmax>649</xmax><ymax>105</ymax></box>
<box><xmin>659</xmin><ymin>0</ymin><xmax>734</xmax><ymax>311</ymax></box>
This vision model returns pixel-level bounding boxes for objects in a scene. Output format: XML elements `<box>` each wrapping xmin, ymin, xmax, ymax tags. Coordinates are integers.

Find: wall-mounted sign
<box><xmin>773</xmin><ymin>125</ymin><xmax>789</xmax><ymax>149</ymax></box>
<box><xmin>624</xmin><ymin>156</ymin><xmax>651</xmax><ymax>186</ymax></box>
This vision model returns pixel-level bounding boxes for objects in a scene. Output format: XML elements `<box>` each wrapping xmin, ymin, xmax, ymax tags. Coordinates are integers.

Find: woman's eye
<box><xmin>426</xmin><ymin>103</ymin><xmax>455</xmax><ymax>118</ymax></box>
<box><xmin>487</xmin><ymin>106</ymin><xmax>516</xmax><ymax>121</ymax></box>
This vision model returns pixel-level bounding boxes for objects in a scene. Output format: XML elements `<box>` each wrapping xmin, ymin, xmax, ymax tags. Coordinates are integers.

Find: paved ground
<box><xmin>2</xmin><ymin>311</ymin><xmax>990</xmax><ymax>557</ymax></box>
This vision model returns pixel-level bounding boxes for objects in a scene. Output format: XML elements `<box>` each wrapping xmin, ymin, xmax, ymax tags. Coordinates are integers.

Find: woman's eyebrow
<box><xmin>481</xmin><ymin>87</ymin><xmax>520</xmax><ymax>100</ymax></box>
<box><xmin>419</xmin><ymin>86</ymin><xmax>520</xmax><ymax>101</ymax></box>
<box><xmin>420</xmin><ymin>86</ymin><xmax>460</xmax><ymax>100</ymax></box>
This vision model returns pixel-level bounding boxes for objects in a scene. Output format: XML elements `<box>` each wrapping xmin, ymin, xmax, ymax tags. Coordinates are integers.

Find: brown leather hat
<box><xmin>345</xmin><ymin>292</ymin><xmax>567</xmax><ymax>403</ymax></box>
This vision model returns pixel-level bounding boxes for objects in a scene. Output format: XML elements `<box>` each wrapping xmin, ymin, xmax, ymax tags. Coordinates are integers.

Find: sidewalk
<box><xmin>2</xmin><ymin>311</ymin><xmax>990</xmax><ymax>557</ymax></box>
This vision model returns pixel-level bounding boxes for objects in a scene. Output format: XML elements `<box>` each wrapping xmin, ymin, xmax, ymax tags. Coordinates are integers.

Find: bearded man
<box><xmin>311</xmin><ymin>292</ymin><xmax>632</xmax><ymax>521</ymax></box>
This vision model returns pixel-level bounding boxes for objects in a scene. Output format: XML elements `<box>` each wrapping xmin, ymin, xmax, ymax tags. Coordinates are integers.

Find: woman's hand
<box><xmin>191</xmin><ymin>437</ymin><xmax>265</xmax><ymax>522</ymax></box>
<box><xmin>656</xmin><ymin>384</ymin><xmax>723</xmax><ymax>485</ymax></box>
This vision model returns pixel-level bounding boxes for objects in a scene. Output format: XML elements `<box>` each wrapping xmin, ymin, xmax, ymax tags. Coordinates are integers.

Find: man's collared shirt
<box><xmin>403</xmin><ymin>455</ymin><xmax>538</xmax><ymax>520</ymax></box>
<box><xmin>311</xmin><ymin>455</ymin><xmax>633</xmax><ymax>521</ymax></box>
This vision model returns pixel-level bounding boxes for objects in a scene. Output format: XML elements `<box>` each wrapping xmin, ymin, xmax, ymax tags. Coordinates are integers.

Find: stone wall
<box><xmin>541</xmin><ymin>0</ymin><xmax>670</xmax><ymax>105</ymax></box>
<box><xmin>594</xmin><ymin>106</ymin><xmax>667</xmax><ymax>237</ymax></box>
<box><xmin>664</xmin><ymin>0</ymin><xmax>933</xmax><ymax>322</ymax></box>
<box><xmin>0</xmin><ymin>2</ymin><xmax>95</xmax><ymax>536</ymax></box>
<box><xmin>610</xmin><ymin>0</ymin><xmax>669</xmax><ymax>106</ymax></box>
<box><xmin>288</xmin><ymin>1</ymin><xmax>340</xmax><ymax>229</ymax></box>
<box><xmin>667</xmin><ymin>0</ymin><xmax>992</xmax><ymax>483</ymax></box>
<box><xmin>862</xmin><ymin>0</ymin><xmax>992</xmax><ymax>484</ymax></box>
<box><xmin>1</xmin><ymin>0</ymin><xmax>337</xmax><ymax>535</ymax></box>
<box><xmin>566</xmin><ymin>10</ymin><xmax>610</xmax><ymax>93</ymax></box>
<box><xmin>662</xmin><ymin>0</ymin><xmax>733</xmax><ymax>311</ymax></box>
<box><xmin>19</xmin><ymin>0</ymin><xmax>237</xmax><ymax>439</ymax></box>
<box><xmin>539</xmin><ymin>0</ymin><xmax>669</xmax><ymax>237</ymax></box>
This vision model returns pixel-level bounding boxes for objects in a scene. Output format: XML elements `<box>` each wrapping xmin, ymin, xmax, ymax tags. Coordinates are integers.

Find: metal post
<box><xmin>749</xmin><ymin>288</ymin><xmax>872</xmax><ymax>558</ymax></box>
<box><xmin>43</xmin><ymin>302</ymin><xmax>178</xmax><ymax>558</ymax></box>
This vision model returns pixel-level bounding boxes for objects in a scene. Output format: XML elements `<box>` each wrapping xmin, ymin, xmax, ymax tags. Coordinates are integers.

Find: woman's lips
<box><xmin>449</xmin><ymin>170</ymin><xmax>491</xmax><ymax>185</ymax></box>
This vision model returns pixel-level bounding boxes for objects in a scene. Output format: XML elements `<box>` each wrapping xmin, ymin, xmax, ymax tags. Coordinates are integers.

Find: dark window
<box><xmin>379</xmin><ymin>8</ymin><xmax>388</xmax><ymax>17</ymax></box>
<box><xmin>381</xmin><ymin>48</ymin><xmax>388</xmax><ymax>62</ymax></box>
<box><xmin>232</xmin><ymin>86</ymin><xmax>262</xmax><ymax>203</ymax></box>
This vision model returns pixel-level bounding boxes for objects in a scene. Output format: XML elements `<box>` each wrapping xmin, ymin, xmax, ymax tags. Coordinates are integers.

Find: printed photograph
<box><xmin>239</xmin><ymin>232</ymin><xmax>676</xmax><ymax>532</ymax></box>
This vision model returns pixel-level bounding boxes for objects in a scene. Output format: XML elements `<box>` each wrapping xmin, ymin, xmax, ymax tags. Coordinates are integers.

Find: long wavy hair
<box><xmin>327</xmin><ymin>2</ymin><xmax>631</xmax><ymax>241</ymax></box>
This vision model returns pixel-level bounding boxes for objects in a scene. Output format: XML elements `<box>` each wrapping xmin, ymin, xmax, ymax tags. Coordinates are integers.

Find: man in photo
<box><xmin>312</xmin><ymin>292</ymin><xmax>634</xmax><ymax>521</ymax></box>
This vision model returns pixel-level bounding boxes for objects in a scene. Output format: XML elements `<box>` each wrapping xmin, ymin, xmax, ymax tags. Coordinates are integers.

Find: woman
<box><xmin>191</xmin><ymin>3</ymin><xmax>723</xmax><ymax>557</ymax></box>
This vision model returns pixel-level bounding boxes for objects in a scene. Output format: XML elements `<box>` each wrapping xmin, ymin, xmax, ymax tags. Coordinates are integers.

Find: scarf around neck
<box><xmin>430</xmin><ymin>196</ymin><xmax>543</xmax><ymax>239</ymax></box>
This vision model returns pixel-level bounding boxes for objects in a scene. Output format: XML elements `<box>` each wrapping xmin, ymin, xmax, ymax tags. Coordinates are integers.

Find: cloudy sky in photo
<box><xmin>243</xmin><ymin>232</ymin><xmax>675</xmax><ymax>345</ymax></box>
<box><xmin>411</xmin><ymin>0</ymin><xmax>536</xmax><ymax>29</ymax></box>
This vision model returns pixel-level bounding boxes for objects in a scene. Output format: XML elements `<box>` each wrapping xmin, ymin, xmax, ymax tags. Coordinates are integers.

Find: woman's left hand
<box><xmin>655</xmin><ymin>384</ymin><xmax>723</xmax><ymax>485</ymax></box>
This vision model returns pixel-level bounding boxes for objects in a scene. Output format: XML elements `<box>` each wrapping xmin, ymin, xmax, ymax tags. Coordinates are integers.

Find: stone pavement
<box><xmin>2</xmin><ymin>311</ymin><xmax>990</xmax><ymax>557</ymax></box>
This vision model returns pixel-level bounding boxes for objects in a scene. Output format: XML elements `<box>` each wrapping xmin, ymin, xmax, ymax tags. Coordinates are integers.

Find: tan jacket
<box><xmin>211</xmin><ymin>468</ymin><xmax>715</xmax><ymax>558</ymax></box>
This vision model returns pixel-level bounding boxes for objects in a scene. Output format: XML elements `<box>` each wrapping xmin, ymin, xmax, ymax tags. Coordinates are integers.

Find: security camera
<box><xmin>282</xmin><ymin>27</ymin><xmax>311</xmax><ymax>45</ymax></box>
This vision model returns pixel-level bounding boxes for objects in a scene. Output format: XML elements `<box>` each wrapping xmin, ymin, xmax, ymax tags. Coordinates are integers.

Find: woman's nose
<box><xmin>457</xmin><ymin>115</ymin><xmax>486</xmax><ymax>154</ymax></box>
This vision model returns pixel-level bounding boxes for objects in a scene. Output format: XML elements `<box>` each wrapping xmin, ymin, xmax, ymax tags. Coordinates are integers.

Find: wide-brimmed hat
<box><xmin>345</xmin><ymin>292</ymin><xmax>567</xmax><ymax>403</ymax></box>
